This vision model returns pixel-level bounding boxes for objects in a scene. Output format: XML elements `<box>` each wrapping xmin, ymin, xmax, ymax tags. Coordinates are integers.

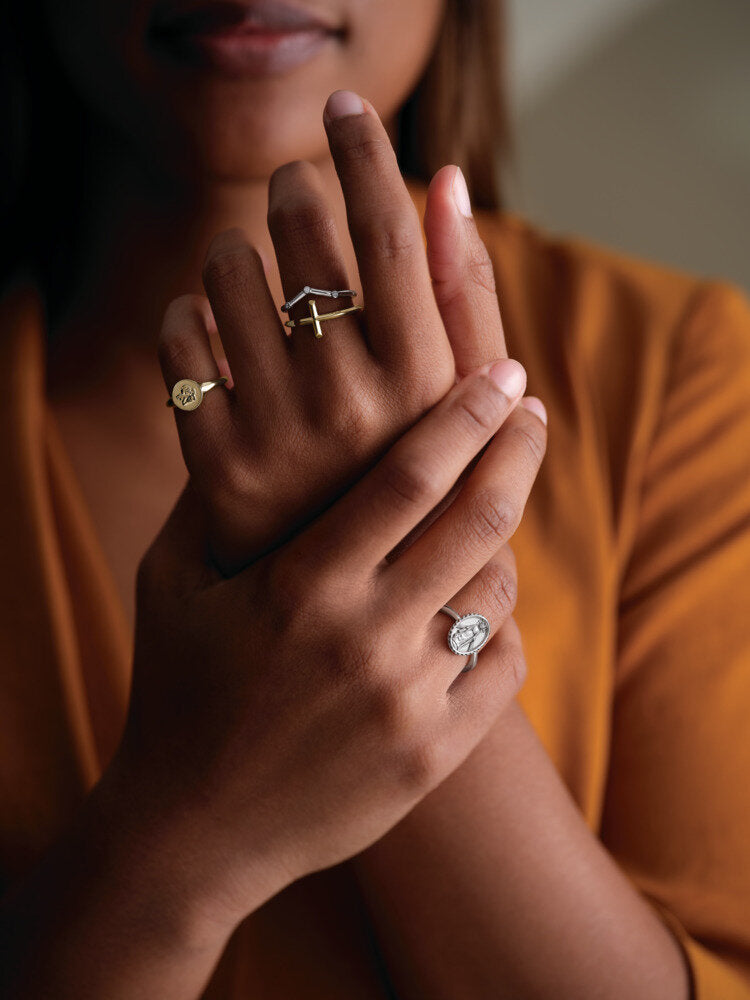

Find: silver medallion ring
<box><xmin>167</xmin><ymin>376</ymin><xmax>228</xmax><ymax>411</ymax></box>
<box><xmin>281</xmin><ymin>285</ymin><xmax>358</xmax><ymax>313</ymax></box>
<box><xmin>439</xmin><ymin>605</ymin><xmax>491</xmax><ymax>673</ymax></box>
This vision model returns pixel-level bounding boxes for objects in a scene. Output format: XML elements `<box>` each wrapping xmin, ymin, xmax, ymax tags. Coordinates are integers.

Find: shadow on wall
<box><xmin>505</xmin><ymin>0</ymin><xmax>750</xmax><ymax>291</ymax></box>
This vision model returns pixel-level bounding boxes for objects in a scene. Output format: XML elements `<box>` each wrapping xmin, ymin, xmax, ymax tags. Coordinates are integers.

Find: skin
<box><xmin>4</xmin><ymin>0</ymin><xmax>691</xmax><ymax>996</ymax></box>
<box><xmin>46</xmin><ymin>0</ymin><xmax>446</xmax><ymax>624</ymax></box>
<box><xmin>5</xmin><ymin>355</ymin><xmax>543</xmax><ymax>996</ymax></box>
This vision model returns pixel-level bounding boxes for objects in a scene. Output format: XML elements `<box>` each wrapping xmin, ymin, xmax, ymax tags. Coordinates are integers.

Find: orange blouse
<box><xmin>1</xmin><ymin>176</ymin><xmax>750</xmax><ymax>998</ymax></box>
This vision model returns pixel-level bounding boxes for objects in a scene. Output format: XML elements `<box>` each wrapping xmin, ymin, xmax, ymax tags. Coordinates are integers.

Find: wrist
<box><xmin>89</xmin><ymin>745</ymin><xmax>293</xmax><ymax>951</ymax></box>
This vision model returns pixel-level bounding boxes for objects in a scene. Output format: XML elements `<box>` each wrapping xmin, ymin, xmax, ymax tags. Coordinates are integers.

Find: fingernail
<box><xmin>324</xmin><ymin>90</ymin><xmax>365</xmax><ymax>123</ymax></box>
<box><xmin>452</xmin><ymin>166</ymin><xmax>472</xmax><ymax>218</ymax></box>
<box><xmin>487</xmin><ymin>358</ymin><xmax>526</xmax><ymax>399</ymax></box>
<box><xmin>519</xmin><ymin>396</ymin><xmax>547</xmax><ymax>425</ymax></box>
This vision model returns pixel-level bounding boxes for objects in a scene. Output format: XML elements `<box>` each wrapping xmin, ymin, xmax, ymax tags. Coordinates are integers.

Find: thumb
<box><xmin>424</xmin><ymin>164</ymin><xmax>508</xmax><ymax>376</ymax></box>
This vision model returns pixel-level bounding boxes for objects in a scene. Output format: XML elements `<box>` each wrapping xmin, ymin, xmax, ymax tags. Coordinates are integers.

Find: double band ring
<box><xmin>440</xmin><ymin>605</ymin><xmax>491</xmax><ymax>672</ymax></box>
<box><xmin>281</xmin><ymin>285</ymin><xmax>363</xmax><ymax>339</ymax></box>
<box><xmin>167</xmin><ymin>376</ymin><xmax>228</xmax><ymax>411</ymax></box>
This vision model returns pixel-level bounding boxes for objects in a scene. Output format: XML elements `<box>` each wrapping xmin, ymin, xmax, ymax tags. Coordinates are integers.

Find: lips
<box><xmin>149</xmin><ymin>0</ymin><xmax>343</xmax><ymax>76</ymax></box>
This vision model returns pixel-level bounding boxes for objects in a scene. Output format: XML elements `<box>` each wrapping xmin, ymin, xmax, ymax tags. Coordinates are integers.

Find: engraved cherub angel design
<box><xmin>448</xmin><ymin>614</ymin><xmax>491</xmax><ymax>655</ymax></box>
<box><xmin>175</xmin><ymin>383</ymin><xmax>198</xmax><ymax>407</ymax></box>
<box><xmin>453</xmin><ymin>623</ymin><xmax>481</xmax><ymax>648</ymax></box>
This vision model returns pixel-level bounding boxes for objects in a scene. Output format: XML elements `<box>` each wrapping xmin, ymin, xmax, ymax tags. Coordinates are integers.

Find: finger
<box><xmin>424</xmin><ymin>165</ymin><xmax>507</xmax><ymax>377</ymax></box>
<box><xmin>157</xmin><ymin>294</ymin><xmax>232</xmax><ymax>463</ymax></box>
<box><xmin>322</xmin><ymin>90</ymin><xmax>452</xmax><ymax>377</ymax></box>
<box><xmin>202</xmin><ymin>227</ymin><xmax>292</xmax><ymax>412</ymax></box>
<box><xmin>443</xmin><ymin>616</ymin><xmax>526</xmax><ymax>756</ymax></box>
<box><xmin>424</xmin><ymin>545</ymin><xmax>518</xmax><ymax>681</ymax></box>
<box><xmin>297</xmin><ymin>358</ymin><xmax>527</xmax><ymax>570</ymax></box>
<box><xmin>267</xmin><ymin>159</ymin><xmax>370</xmax><ymax>384</ymax></box>
<box><xmin>385</xmin><ymin>400</ymin><xmax>547</xmax><ymax>620</ymax></box>
<box><xmin>450</xmin><ymin>545</ymin><xmax>518</xmax><ymax>635</ymax></box>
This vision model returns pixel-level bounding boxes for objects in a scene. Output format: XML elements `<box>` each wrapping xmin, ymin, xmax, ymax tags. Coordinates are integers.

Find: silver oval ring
<box><xmin>439</xmin><ymin>605</ymin><xmax>491</xmax><ymax>672</ymax></box>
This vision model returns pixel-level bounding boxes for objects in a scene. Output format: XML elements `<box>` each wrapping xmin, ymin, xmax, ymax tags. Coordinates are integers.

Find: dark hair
<box><xmin>398</xmin><ymin>0</ymin><xmax>508</xmax><ymax>212</ymax></box>
<box><xmin>0</xmin><ymin>0</ymin><xmax>508</xmax><ymax>309</ymax></box>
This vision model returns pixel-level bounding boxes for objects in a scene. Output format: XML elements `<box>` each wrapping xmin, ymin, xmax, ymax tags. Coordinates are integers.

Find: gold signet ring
<box><xmin>167</xmin><ymin>376</ymin><xmax>228</xmax><ymax>411</ymax></box>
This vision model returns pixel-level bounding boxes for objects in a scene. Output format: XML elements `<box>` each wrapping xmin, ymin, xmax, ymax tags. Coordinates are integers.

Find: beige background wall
<box><xmin>504</xmin><ymin>0</ymin><xmax>749</xmax><ymax>292</ymax></box>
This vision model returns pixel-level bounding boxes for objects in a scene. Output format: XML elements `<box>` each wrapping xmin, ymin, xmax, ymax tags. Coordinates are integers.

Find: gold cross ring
<box><xmin>284</xmin><ymin>299</ymin><xmax>364</xmax><ymax>338</ymax></box>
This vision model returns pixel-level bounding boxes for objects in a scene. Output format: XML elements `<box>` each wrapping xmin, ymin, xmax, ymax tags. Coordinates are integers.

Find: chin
<box><xmin>115</xmin><ymin>69</ymin><xmax>345</xmax><ymax>187</ymax></box>
<box><xmin>168</xmin><ymin>95</ymin><xmax>334</xmax><ymax>182</ymax></box>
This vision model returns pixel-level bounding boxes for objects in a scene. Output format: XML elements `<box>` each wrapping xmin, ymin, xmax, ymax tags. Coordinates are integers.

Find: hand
<box><xmin>157</xmin><ymin>90</ymin><xmax>512</xmax><ymax>572</ymax></box>
<box><xmin>118</xmin><ymin>359</ymin><xmax>546</xmax><ymax>931</ymax></box>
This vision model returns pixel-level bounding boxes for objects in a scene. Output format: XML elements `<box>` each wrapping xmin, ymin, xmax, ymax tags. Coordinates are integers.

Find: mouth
<box><xmin>149</xmin><ymin>0</ymin><xmax>344</xmax><ymax>77</ymax></box>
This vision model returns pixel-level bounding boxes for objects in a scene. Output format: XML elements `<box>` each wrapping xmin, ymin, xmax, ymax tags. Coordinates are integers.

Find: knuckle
<box><xmin>202</xmin><ymin>244</ymin><xmax>256</xmax><ymax>291</ymax></box>
<box><xmin>213</xmin><ymin>454</ymin><xmax>256</xmax><ymax>507</ymax></box>
<box><xmin>319</xmin><ymin>386</ymin><xmax>377</xmax><ymax>453</ymax></box>
<box><xmin>353</xmin><ymin>207</ymin><xmax>421</xmax><ymax>262</ymax></box>
<box><xmin>481</xmin><ymin>560</ymin><xmax>519</xmax><ymax>620</ymax></box>
<box><xmin>268</xmin><ymin>195</ymin><xmax>336</xmax><ymax>243</ymax></box>
<box><xmin>344</xmin><ymin>632</ymin><xmax>379</xmax><ymax>679</ymax></box>
<box><xmin>157</xmin><ymin>332</ymin><xmax>191</xmax><ymax>377</ymax></box>
<box><xmin>454</xmin><ymin>378</ymin><xmax>507</xmax><ymax>434</ymax></box>
<box><xmin>268</xmin><ymin>158</ymin><xmax>314</xmax><ymax>192</ymax></box>
<box><xmin>466</xmin><ymin>245</ymin><xmax>498</xmax><ymax>296</ymax></box>
<box><xmin>396</xmin><ymin>737</ymin><xmax>441</xmax><ymax>791</ymax></box>
<box><xmin>161</xmin><ymin>293</ymin><xmax>203</xmax><ymax>333</ymax></box>
<box><xmin>465</xmin><ymin>487</ymin><xmax>519</xmax><ymax>548</ymax></box>
<box><xmin>321</xmin><ymin>625</ymin><xmax>377</xmax><ymax>686</ymax></box>
<box><xmin>158</xmin><ymin>296</ymin><xmax>204</xmax><ymax>372</ymax></box>
<box><xmin>508</xmin><ymin>412</ymin><xmax>547</xmax><ymax>467</ymax></box>
<box><xmin>336</xmin><ymin>130</ymin><xmax>393</xmax><ymax>166</ymax></box>
<box><xmin>381</xmin><ymin>450</ymin><xmax>441</xmax><ymax>509</ymax></box>
<box><xmin>370</xmin><ymin>680</ymin><xmax>420</xmax><ymax>741</ymax></box>
<box><xmin>265</xmin><ymin>544</ymin><xmax>348</xmax><ymax>631</ymax></box>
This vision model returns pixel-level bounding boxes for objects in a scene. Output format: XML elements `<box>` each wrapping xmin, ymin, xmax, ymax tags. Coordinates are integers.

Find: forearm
<box><xmin>352</xmin><ymin>699</ymin><xmax>691</xmax><ymax>1000</ymax></box>
<box><xmin>0</xmin><ymin>755</ymin><xmax>273</xmax><ymax>999</ymax></box>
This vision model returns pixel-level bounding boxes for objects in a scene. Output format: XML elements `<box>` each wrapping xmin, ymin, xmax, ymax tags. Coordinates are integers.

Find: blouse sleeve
<box><xmin>601</xmin><ymin>280</ymin><xmax>750</xmax><ymax>999</ymax></box>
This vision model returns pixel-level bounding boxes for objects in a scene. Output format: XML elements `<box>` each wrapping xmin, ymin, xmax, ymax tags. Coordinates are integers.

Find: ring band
<box><xmin>284</xmin><ymin>299</ymin><xmax>364</xmax><ymax>339</ymax></box>
<box><xmin>167</xmin><ymin>376</ymin><xmax>228</xmax><ymax>411</ymax></box>
<box><xmin>440</xmin><ymin>605</ymin><xmax>491</xmax><ymax>672</ymax></box>
<box><xmin>282</xmin><ymin>286</ymin><xmax>358</xmax><ymax>313</ymax></box>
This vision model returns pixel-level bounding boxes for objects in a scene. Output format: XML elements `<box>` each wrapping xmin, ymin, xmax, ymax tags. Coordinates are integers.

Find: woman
<box><xmin>1</xmin><ymin>1</ymin><xmax>749</xmax><ymax>997</ymax></box>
